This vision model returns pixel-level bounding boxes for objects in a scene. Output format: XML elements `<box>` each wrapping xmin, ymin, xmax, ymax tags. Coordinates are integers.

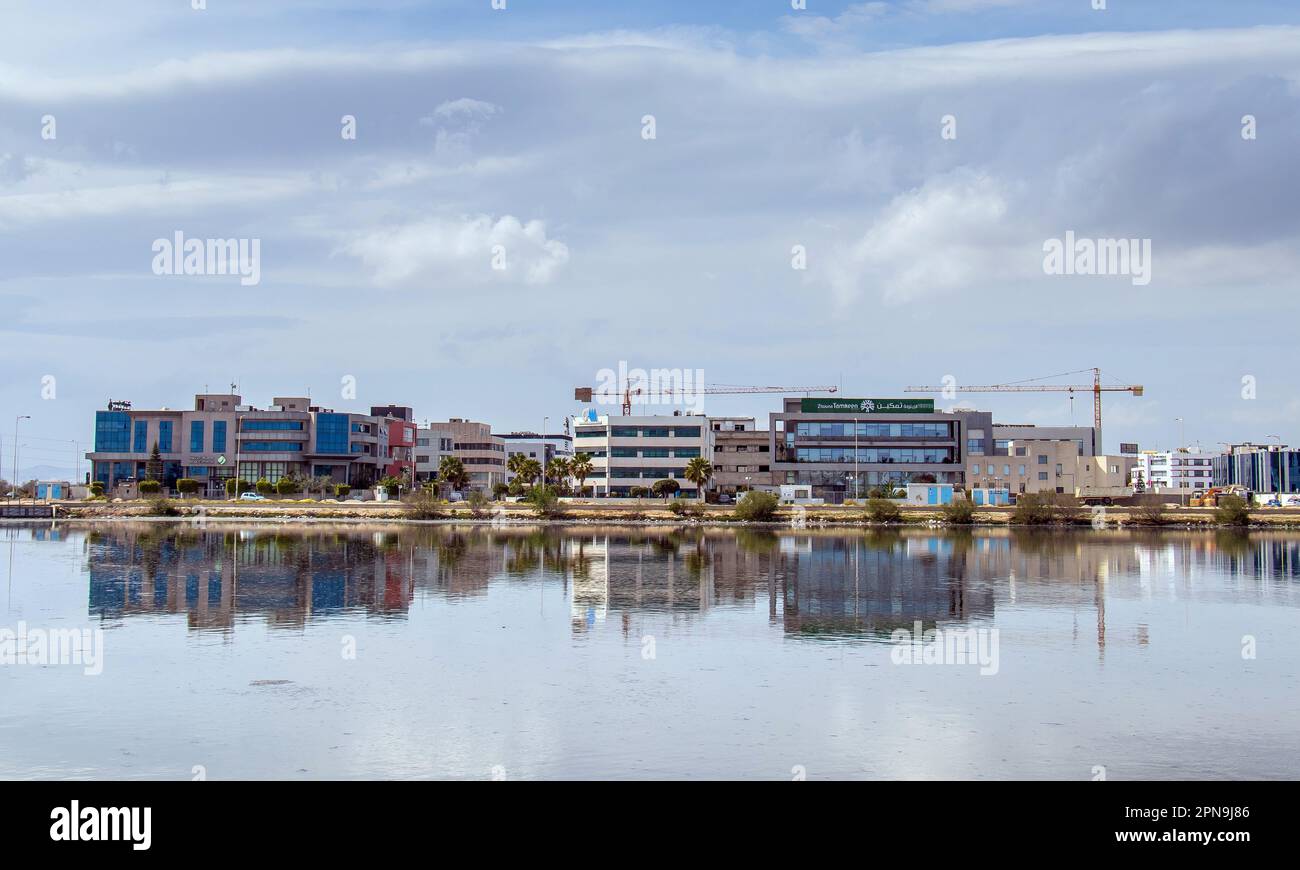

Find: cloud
<box><xmin>342</xmin><ymin>214</ymin><xmax>570</xmax><ymax>286</ymax></box>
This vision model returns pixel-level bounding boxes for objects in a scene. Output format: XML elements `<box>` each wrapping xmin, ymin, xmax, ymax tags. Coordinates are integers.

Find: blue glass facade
<box><xmin>95</xmin><ymin>411</ymin><xmax>131</xmax><ymax>452</ymax></box>
<box><xmin>190</xmin><ymin>420</ymin><xmax>205</xmax><ymax>452</ymax></box>
<box><xmin>212</xmin><ymin>421</ymin><xmax>227</xmax><ymax>453</ymax></box>
<box><xmin>242</xmin><ymin>441</ymin><xmax>304</xmax><ymax>452</ymax></box>
<box><xmin>158</xmin><ymin>420</ymin><xmax>173</xmax><ymax>453</ymax></box>
<box><xmin>243</xmin><ymin>420</ymin><xmax>304</xmax><ymax>431</ymax></box>
<box><xmin>315</xmin><ymin>414</ymin><xmax>349</xmax><ymax>454</ymax></box>
<box><xmin>133</xmin><ymin>419</ymin><xmax>148</xmax><ymax>453</ymax></box>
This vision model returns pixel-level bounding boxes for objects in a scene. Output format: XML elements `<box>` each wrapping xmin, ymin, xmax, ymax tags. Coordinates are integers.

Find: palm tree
<box><xmin>547</xmin><ymin>456</ymin><xmax>571</xmax><ymax>491</ymax></box>
<box><xmin>684</xmin><ymin>457</ymin><xmax>713</xmax><ymax>502</ymax></box>
<box><xmin>569</xmin><ymin>452</ymin><xmax>594</xmax><ymax>496</ymax></box>
<box><xmin>518</xmin><ymin>458</ymin><xmax>542</xmax><ymax>487</ymax></box>
<box><xmin>507</xmin><ymin>452</ymin><xmax>531</xmax><ymax>478</ymax></box>
<box><xmin>438</xmin><ymin>455</ymin><xmax>469</xmax><ymax>496</ymax></box>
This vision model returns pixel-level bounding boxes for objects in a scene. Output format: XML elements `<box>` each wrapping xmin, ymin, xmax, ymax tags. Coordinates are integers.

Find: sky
<box><xmin>3</xmin><ymin>0</ymin><xmax>1300</xmax><ymax>478</ymax></box>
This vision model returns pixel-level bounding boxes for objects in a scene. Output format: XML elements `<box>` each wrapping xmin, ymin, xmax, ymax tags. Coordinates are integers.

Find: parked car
<box><xmin>718</xmin><ymin>494</ymin><xmax>733</xmax><ymax>504</ymax></box>
<box><xmin>1286</xmin><ymin>496</ymin><xmax>1300</xmax><ymax>506</ymax></box>
<box><xmin>238</xmin><ymin>492</ymin><xmax>267</xmax><ymax>501</ymax></box>
<box><xmin>1265</xmin><ymin>498</ymin><xmax>1282</xmax><ymax>508</ymax></box>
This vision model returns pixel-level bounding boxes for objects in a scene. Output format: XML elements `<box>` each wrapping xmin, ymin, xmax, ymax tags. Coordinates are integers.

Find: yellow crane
<box><xmin>904</xmin><ymin>368</ymin><xmax>1143</xmax><ymax>431</ymax></box>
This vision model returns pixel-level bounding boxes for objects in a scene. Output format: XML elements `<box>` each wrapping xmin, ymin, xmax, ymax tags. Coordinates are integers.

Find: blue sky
<box><xmin>3</xmin><ymin>0</ymin><xmax>1300</xmax><ymax>477</ymax></box>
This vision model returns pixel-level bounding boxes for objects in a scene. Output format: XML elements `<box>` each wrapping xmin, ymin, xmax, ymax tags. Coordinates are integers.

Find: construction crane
<box><xmin>575</xmin><ymin>383</ymin><xmax>838</xmax><ymax>416</ymax></box>
<box><xmin>904</xmin><ymin>368</ymin><xmax>1142</xmax><ymax>431</ymax></box>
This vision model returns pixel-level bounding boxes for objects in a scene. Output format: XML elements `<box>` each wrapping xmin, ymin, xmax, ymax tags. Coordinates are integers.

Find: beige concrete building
<box><xmin>969</xmin><ymin>438</ymin><xmax>1135</xmax><ymax>496</ymax></box>
<box><xmin>422</xmin><ymin>418</ymin><xmax>506</xmax><ymax>491</ymax></box>
<box><xmin>709</xmin><ymin>417</ymin><xmax>773</xmax><ymax>494</ymax></box>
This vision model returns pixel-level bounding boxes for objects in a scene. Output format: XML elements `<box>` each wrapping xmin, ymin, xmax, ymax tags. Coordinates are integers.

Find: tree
<box><xmin>226</xmin><ymin>478</ymin><xmax>251</xmax><ymax>497</ymax></box>
<box><xmin>517</xmin><ymin>458</ymin><xmax>542</xmax><ymax>487</ymax></box>
<box><xmin>138</xmin><ymin>479</ymin><xmax>162</xmax><ymax>495</ymax></box>
<box><xmin>547</xmin><ymin>456</ymin><xmax>571</xmax><ymax>490</ymax></box>
<box><xmin>255</xmin><ymin>478</ymin><xmax>275</xmax><ymax>496</ymax></box>
<box><xmin>684</xmin><ymin>457</ymin><xmax>713</xmax><ymax>501</ymax></box>
<box><xmin>438</xmin><ymin>456</ymin><xmax>469</xmax><ymax>495</ymax></box>
<box><xmin>491</xmin><ymin>482</ymin><xmax>510</xmax><ymax>500</ymax></box>
<box><xmin>1215</xmin><ymin>495</ymin><xmax>1251</xmax><ymax>527</ymax></box>
<box><xmin>334</xmin><ymin>484</ymin><xmax>352</xmax><ymax>498</ymax></box>
<box><xmin>507</xmin><ymin>452</ymin><xmax>531</xmax><ymax>478</ymax></box>
<box><xmin>651</xmin><ymin>479</ymin><xmax>680</xmax><ymax>499</ymax></box>
<box><xmin>628</xmin><ymin>486</ymin><xmax>649</xmax><ymax>498</ymax></box>
<box><xmin>525</xmin><ymin>484</ymin><xmax>564</xmax><ymax>518</ymax></box>
<box><xmin>276</xmin><ymin>476</ymin><xmax>301</xmax><ymax>496</ymax></box>
<box><xmin>147</xmin><ymin>442</ymin><xmax>163</xmax><ymax>481</ymax></box>
<box><xmin>176</xmin><ymin>478</ymin><xmax>200</xmax><ymax>496</ymax></box>
<box><xmin>569</xmin><ymin>453</ymin><xmax>594</xmax><ymax>495</ymax></box>
<box><xmin>89</xmin><ymin>481</ymin><xmax>105</xmax><ymax>497</ymax></box>
<box><xmin>378</xmin><ymin>475</ymin><xmax>401</xmax><ymax>497</ymax></box>
<box><xmin>735</xmin><ymin>490</ymin><xmax>779</xmax><ymax>521</ymax></box>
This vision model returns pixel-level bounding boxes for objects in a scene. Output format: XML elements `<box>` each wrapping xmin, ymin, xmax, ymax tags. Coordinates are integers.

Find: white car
<box><xmin>238</xmin><ymin>492</ymin><xmax>268</xmax><ymax>501</ymax></box>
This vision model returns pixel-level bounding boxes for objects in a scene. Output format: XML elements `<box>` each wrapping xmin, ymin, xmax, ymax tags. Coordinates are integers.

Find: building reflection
<box><xmin>74</xmin><ymin>523</ymin><xmax>1300</xmax><ymax>641</ymax></box>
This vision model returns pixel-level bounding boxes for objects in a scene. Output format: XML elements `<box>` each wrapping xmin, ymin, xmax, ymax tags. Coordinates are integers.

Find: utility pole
<box><xmin>12</xmin><ymin>415</ymin><xmax>30</xmax><ymax>500</ymax></box>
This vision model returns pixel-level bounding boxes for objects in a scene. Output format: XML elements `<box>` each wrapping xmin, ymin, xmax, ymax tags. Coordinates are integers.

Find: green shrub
<box><xmin>669</xmin><ymin>498</ymin><xmax>704</xmax><ymax>518</ymax></box>
<box><xmin>255</xmin><ymin>478</ymin><xmax>274</xmax><ymax>496</ymax></box>
<box><xmin>379</xmin><ymin>476</ymin><xmax>401</xmax><ymax>498</ymax></box>
<box><xmin>334</xmin><ymin>484</ymin><xmax>351</xmax><ymax>498</ymax></box>
<box><xmin>403</xmin><ymin>490</ymin><xmax>442</xmax><ymax>519</ymax></box>
<box><xmin>89</xmin><ymin>481</ymin><xmax>105</xmax><ymax>497</ymax></box>
<box><xmin>492</xmin><ymin>483</ymin><xmax>510</xmax><ymax>500</ymax></box>
<box><xmin>1215</xmin><ymin>495</ymin><xmax>1251</xmax><ymax>527</ymax></box>
<box><xmin>276</xmin><ymin>477</ymin><xmax>301</xmax><ymax>496</ymax></box>
<box><xmin>734</xmin><ymin>490</ymin><xmax>779</xmax><ymax>521</ymax></box>
<box><xmin>1130</xmin><ymin>502</ymin><xmax>1168</xmax><ymax>526</ymax></box>
<box><xmin>526</xmin><ymin>485</ymin><xmax>564</xmax><ymax>518</ymax></box>
<box><xmin>175</xmin><ymin>478</ymin><xmax>200</xmax><ymax>496</ymax></box>
<box><xmin>628</xmin><ymin>486</ymin><xmax>650</xmax><ymax>498</ymax></box>
<box><xmin>138</xmin><ymin>479</ymin><xmax>162</xmax><ymax>495</ymax></box>
<box><xmin>1012</xmin><ymin>492</ymin><xmax>1081</xmax><ymax>525</ymax></box>
<box><xmin>146</xmin><ymin>496</ymin><xmax>178</xmax><ymax>516</ymax></box>
<box><xmin>468</xmin><ymin>489</ymin><xmax>491</xmax><ymax>517</ymax></box>
<box><xmin>942</xmin><ymin>498</ymin><xmax>976</xmax><ymax>524</ymax></box>
<box><xmin>866</xmin><ymin>497</ymin><xmax>902</xmax><ymax>523</ymax></box>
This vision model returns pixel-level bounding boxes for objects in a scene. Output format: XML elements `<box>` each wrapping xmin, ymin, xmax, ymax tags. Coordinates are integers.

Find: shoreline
<box><xmin>2</xmin><ymin>498</ymin><xmax>1296</xmax><ymax>530</ymax></box>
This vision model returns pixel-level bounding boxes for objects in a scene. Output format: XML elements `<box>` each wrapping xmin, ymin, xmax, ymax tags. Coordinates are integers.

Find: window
<box><xmin>190</xmin><ymin>420</ymin><xmax>205</xmax><ymax>452</ymax></box>
<box><xmin>212</xmin><ymin>421</ymin><xmax>227</xmax><ymax>453</ymax></box>
<box><xmin>575</xmin><ymin>428</ymin><xmax>605</xmax><ymax>439</ymax></box>
<box><xmin>315</xmin><ymin>413</ymin><xmax>349</xmax><ymax>453</ymax></box>
<box><xmin>1002</xmin><ymin>465</ymin><xmax>1011</xmax><ymax>475</ymax></box>
<box><xmin>95</xmin><ymin>412</ymin><xmax>132</xmax><ymax>452</ymax></box>
<box><xmin>972</xmin><ymin>465</ymin><xmax>981</xmax><ymax>475</ymax></box>
<box><xmin>187</xmin><ymin>466</ymin><xmax>210</xmax><ymax>478</ymax></box>
<box><xmin>1037</xmin><ymin>455</ymin><xmax>1048</xmax><ymax>465</ymax></box>
<box><xmin>673</xmin><ymin>447</ymin><xmax>700</xmax><ymax>458</ymax></box>
<box><xmin>966</xmin><ymin>439</ymin><xmax>984</xmax><ymax>456</ymax></box>
<box><xmin>1055</xmin><ymin>464</ymin><xmax>1063</xmax><ymax>475</ymax></box>
<box><xmin>611</xmin><ymin>426</ymin><xmax>639</xmax><ymax>438</ymax></box>
<box><xmin>133</xmin><ymin>419</ymin><xmax>148</xmax><ymax>453</ymax></box>
<box><xmin>417</xmin><ymin>438</ymin><xmax>430</xmax><ymax>447</ymax></box>
<box><xmin>672</xmin><ymin>427</ymin><xmax>701</xmax><ymax>438</ymax></box>
<box><xmin>158</xmin><ymin>421</ymin><xmax>173</xmax><ymax>453</ymax></box>
<box><xmin>1038</xmin><ymin>472</ymin><xmax>1049</xmax><ymax>481</ymax></box>
<box><xmin>243</xmin><ymin>420</ymin><xmax>305</xmax><ymax>431</ymax></box>
<box><xmin>1018</xmin><ymin>465</ymin><xmax>1026</xmax><ymax>475</ymax></box>
<box><xmin>242</xmin><ymin>441</ymin><xmax>304</xmax><ymax>452</ymax></box>
<box><xmin>1014</xmin><ymin>446</ymin><xmax>1027</xmax><ymax>457</ymax></box>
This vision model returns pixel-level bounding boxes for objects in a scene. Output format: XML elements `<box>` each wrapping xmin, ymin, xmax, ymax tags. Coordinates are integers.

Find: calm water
<box><xmin>2</xmin><ymin>521</ymin><xmax>1298</xmax><ymax>780</ymax></box>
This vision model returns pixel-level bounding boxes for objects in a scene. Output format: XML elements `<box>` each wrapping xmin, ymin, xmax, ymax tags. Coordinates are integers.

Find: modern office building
<box><xmin>1130</xmin><ymin>448</ymin><xmax>1217</xmax><ymax>492</ymax></box>
<box><xmin>710</xmin><ymin>417</ymin><xmax>772</xmax><ymax>494</ymax></box>
<box><xmin>770</xmin><ymin>397</ymin><xmax>993</xmax><ymax>503</ymax></box>
<box><xmin>421</xmin><ymin>419</ymin><xmax>507</xmax><ymax>491</ymax></box>
<box><xmin>571</xmin><ymin>413</ymin><xmax>712</xmax><ymax>497</ymax></box>
<box><xmin>88</xmin><ymin>393</ymin><xmax>414</xmax><ymax>495</ymax></box>
<box><xmin>1213</xmin><ymin>443</ymin><xmax>1300</xmax><ymax>494</ymax></box>
<box><xmin>498</xmin><ymin>431</ymin><xmax>574</xmax><ymax>482</ymax></box>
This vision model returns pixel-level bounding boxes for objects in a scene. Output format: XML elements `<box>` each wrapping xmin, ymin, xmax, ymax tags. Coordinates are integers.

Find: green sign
<box><xmin>800</xmin><ymin>398</ymin><xmax>935</xmax><ymax>414</ymax></box>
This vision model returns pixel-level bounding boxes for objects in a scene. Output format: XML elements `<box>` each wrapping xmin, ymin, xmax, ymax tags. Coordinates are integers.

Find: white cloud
<box><xmin>342</xmin><ymin>214</ymin><xmax>570</xmax><ymax>287</ymax></box>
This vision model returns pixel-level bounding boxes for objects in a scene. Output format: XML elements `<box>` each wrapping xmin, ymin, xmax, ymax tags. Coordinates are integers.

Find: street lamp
<box><xmin>12</xmin><ymin>415</ymin><xmax>30</xmax><ymax>501</ymax></box>
<box><xmin>542</xmin><ymin>416</ymin><xmax>548</xmax><ymax>490</ymax></box>
<box><xmin>852</xmin><ymin>417</ymin><xmax>860</xmax><ymax>500</ymax></box>
<box><xmin>1175</xmin><ymin>417</ymin><xmax>1185</xmax><ymax>450</ymax></box>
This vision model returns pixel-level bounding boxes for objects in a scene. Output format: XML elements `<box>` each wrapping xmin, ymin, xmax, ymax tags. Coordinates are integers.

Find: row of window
<box><xmin>609</xmin><ymin>468</ymin><xmax>689</xmax><ymax>479</ymax></box>
<box><xmin>793</xmin><ymin>448</ymin><xmax>956</xmax><ymax>464</ymax></box>
<box><xmin>576</xmin><ymin>427</ymin><xmax>702</xmax><ymax>438</ymax></box>
<box><xmin>793</xmin><ymin>422</ymin><xmax>952</xmax><ymax>438</ymax></box>
<box><xmin>610</xmin><ymin>447</ymin><xmax>700</xmax><ymax>458</ymax></box>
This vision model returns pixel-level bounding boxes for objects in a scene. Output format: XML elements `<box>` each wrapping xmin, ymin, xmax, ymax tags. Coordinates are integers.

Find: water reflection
<box><xmin>71</xmin><ymin>523</ymin><xmax>1300</xmax><ymax>645</ymax></box>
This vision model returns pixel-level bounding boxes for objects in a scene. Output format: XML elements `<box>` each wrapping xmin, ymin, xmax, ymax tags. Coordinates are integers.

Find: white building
<box><xmin>570</xmin><ymin>413</ymin><xmax>713</xmax><ymax>497</ymax></box>
<box><xmin>414</xmin><ymin>428</ymin><xmax>454</xmax><ymax>483</ymax></box>
<box><xmin>497</xmin><ymin>432</ymin><xmax>574</xmax><ymax>482</ymax></box>
<box><xmin>1131</xmin><ymin>448</ymin><xmax>1216</xmax><ymax>492</ymax></box>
